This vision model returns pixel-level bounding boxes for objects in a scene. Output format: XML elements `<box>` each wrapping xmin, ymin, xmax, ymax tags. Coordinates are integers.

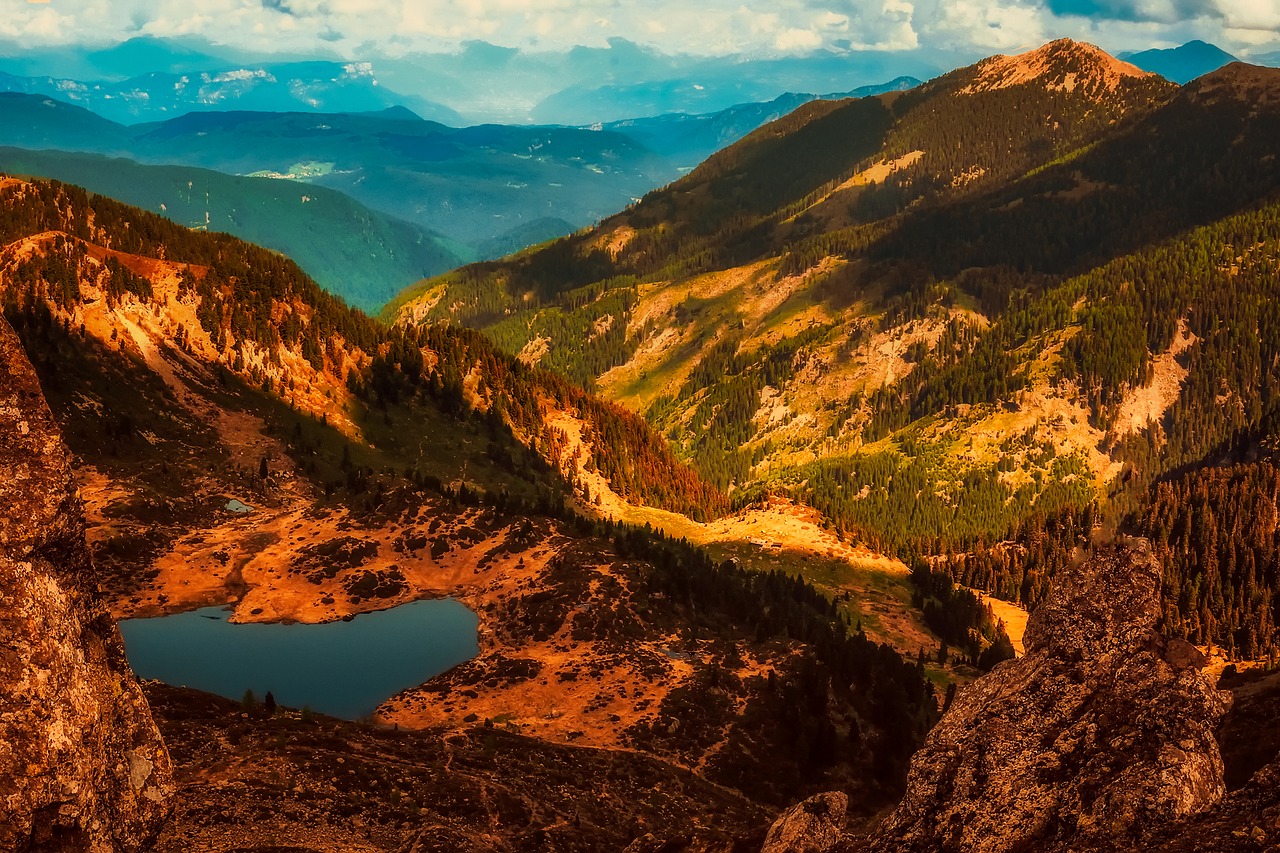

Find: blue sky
<box><xmin>7</xmin><ymin>0</ymin><xmax>1280</xmax><ymax>58</ymax></box>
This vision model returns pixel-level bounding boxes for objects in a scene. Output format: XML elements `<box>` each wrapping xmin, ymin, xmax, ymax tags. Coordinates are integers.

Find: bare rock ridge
<box><xmin>866</xmin><ymin>538</ymin><xmax>1230</xmax><ymax>853</ymax></box>
<box><xmin>0</xmin><ymin>316</ymin><xmax>173</xmax><ymax>851</ymax></box>
<box><xmin>960</xmin><ymin>38</ymin><xmax>1155</xmax><ymax>96</ymax></box>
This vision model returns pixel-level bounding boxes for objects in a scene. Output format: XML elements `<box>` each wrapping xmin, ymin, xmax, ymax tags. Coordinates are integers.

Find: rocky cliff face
<box><xmin>866</xmin><ymin>538</ymin><xmax>1230</xmax><ymax>853</ymax></box>
<box><xmin>0</xmin><ymin>317</ymin><xmax>173</xmax><ymax>851</ymax></box>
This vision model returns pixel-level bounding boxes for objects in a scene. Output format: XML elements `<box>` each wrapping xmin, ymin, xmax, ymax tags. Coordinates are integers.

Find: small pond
<box><xmin>119</xmin><ymin>599</ymin><xmax>479</xmax><ymax>720</ymax></box>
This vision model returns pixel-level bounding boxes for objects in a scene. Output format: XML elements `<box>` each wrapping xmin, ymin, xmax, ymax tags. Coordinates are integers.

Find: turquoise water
<box><xmin>119</xmin><ymin>599</ymin><xmax>479</xmax><ymax>719</ymax></box>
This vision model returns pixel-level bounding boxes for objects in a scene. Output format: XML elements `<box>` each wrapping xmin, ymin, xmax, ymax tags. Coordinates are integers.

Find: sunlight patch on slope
<box><xmin>516</xmin><ymin>334</ymin><xmax>551</xmax><ymax>367</ymax></box>
<box><xmin>600</xmin><ymin>261</ymin><xmax>776</xmax><ymax>412</ymax></box>
<box><xmin>1113</xmin><ymin>317</ymin><xmax>1195</xmax><ymax>437</ymax></box>
<box><xmin>395</xmin><ymin>282</ymin><xmax>448</xmax><ymax>325</ymax></box>
<box><xmin>2</xmin><ymin>231</ymin><xmax>368</xmax><ymax>443</ymax></box>
<box><xmin>772</xmin><ymin>312</ymin><xmax>960</xmax><ymax>460</ymax></box>
<box><xmin>592</xmin><ymin>224</ymin><xmax>637</xmax><ymax>259</ymax></box>
<box><xmin>784</xmin><ymin>150</ymin><xmax>924</xmax><ymax>223</ymax></box>
<box><xmin>957</xmin><ymin>337</ymin><xmax>1122</xmax><ymax>491</ymax></box>
<box><xmin>975</xmin><ymin>591</ymin><xmax>1028</xmax><ymax>655</ymax></box>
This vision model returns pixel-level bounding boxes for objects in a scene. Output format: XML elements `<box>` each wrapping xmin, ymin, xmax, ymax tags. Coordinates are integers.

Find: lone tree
<box><xmin>264</xmin><ymin>691</ymin><xmax>277</xmax><ymax>715</ymax></box>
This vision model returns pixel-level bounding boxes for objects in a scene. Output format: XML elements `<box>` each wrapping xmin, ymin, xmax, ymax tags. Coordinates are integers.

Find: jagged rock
<box><xmin>761</xmin><ymin>791</ymin><xmax>848</xmax><ymax>853</ymax></box>
<box><xmin>870</xmin><ymin>539</ymin><xmax>1230</xmax><ymax>853</ymax></box>
<box><xmin>622</xmin><ymin>833</ymin><xmax>677</xmax><ymax>852</ymax></box>
<box><xmin>401</xmin><ymin>824</ymin><xmax>504</xmax><ymax>852</ymax></box>
<box><xmin>0</xmin><ymin>318</ymin><xmax>173</xmax><ymax>850</ymax></box>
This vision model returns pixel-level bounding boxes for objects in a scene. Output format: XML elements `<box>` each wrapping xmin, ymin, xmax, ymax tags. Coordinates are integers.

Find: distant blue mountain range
<box><xmin>0</xmin><ymin>35</ymin><xmax>948</xmax><ymax>126</ymax></box>
<box><xmin>1122</xmin><ymin>40</ymin><xmax>1239</xmax><ymax>84</ymax></box>
<box><xmin>0</xmin><ymin>60</ymin><xmax>462</xmax><ymax>125</ymax></box>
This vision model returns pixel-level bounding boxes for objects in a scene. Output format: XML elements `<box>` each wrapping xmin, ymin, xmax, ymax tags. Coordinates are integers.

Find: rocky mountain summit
<box><xmin>957</xmin><ymin>38</ymin><xmax>1154</xmax><ymax>97</ymax></box>
<box><xmin>0</xmin><ymin>316</ymin><xmax>173</xmax><ymax>851</ymax></box>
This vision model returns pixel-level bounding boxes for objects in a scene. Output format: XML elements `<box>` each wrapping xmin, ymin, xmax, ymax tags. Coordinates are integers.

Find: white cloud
<box><xmin>0</xmin><ymin>5</ymin><xmax>75</xmax><ymax>42</ymax></box>
<box><xmin>0</xmin><ymin>0</ymin><xmax>1275</xmax><ymax>59</ymax></box>
<box><xmin>1227</xmin><ymin>25</ymin><xmax>1280</xmax><ymax>45</ymax></box>
<box><xmin>775</xmin><ymin>27</ymin><xmax>824</xmax><ymax>50</ymax></box>
<box><xmin>918</xmin><ymin>0</ymin><xmax>1047</xmax><ymax>51</ymax></box>
<box><xmin>1213</xmin><ymin>0</ymin><xmax>1280</xmax><ymax>31</ymax></box>
<box><xmin>816</xmin><ymin>11</ymin><xmax>850</xmax><ymax>31</ymax></box>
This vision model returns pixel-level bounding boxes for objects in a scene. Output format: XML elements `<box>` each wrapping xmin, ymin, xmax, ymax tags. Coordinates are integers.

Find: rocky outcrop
<box><xmin>761</xmin><ymin>791</ymin><xmax>848</xmax><ymax>853</ymax></box>
<box><xmin>869</xmin><ymin>538</ymin><xmax>1230</xmax><ymax>853</ymax></box>
<box><xmin>1140</xmin><ymin>759</ymin><xmax>1280</xmax><ymax>852</ymax></box>
<box><xmin>0</xmin><ymin>318</ymin><xmax>173</xmax><ymax>850</ymax></box>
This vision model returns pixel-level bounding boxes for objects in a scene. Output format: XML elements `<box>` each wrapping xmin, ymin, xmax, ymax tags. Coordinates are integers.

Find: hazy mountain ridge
<box><xmin>0</xmin><ymin>91</ymin><xmax>670</xmax><ymax>256</ymax></box>
<box><xmin>0</xmin><ymin>79</ymin><xmax>930</xmax><ymax>256</ymax></box>
<box><xmin>0</xmin><ymin>145</ymin><xmax>467</xmax><ymax>312</ymax></box>
<box><xmin>597</xmin><ymin>77</ymin><xmax>923</xmax><ymax>170</ymax></box>
<box><xmin>0</xmin><ymin>34</ymin><xmax>949</xmax><ymax>126</ymax></box>
<box><xmin>0</xmin><ymin>36</ymin><xmax>949</xmax><ymax>304</ymax></box>
<box><xmin>1123</xmin><ymin>39</ymin><xmax>1240</xmax><ymax>84</ymax></box>
<box><xmin>0</xmin><ymin>59</ymin><xmax>463</xmax><ymax>125</ymax></box>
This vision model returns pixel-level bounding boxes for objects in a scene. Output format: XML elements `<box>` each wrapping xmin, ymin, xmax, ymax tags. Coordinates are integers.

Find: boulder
<box><xmin>762</xmin><ymin>791</ymin><xmax>848</xmax><ymax>853</ymax></box>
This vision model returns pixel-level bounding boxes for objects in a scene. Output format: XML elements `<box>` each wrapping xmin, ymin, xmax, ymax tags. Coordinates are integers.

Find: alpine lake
<box><xmin>119</xmin><ymin>599</ymin><xmax>479</xmax><ymax>719</ymax></box>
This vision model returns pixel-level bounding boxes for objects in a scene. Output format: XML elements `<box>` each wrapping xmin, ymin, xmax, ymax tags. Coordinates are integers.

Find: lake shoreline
<box><xmin>119</xmin><ymin>598</ymin><xmax>480</xmax><ymax>720</ymax></box>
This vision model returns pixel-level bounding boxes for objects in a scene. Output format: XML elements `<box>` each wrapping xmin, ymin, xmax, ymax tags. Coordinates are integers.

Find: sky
<box><xmin>7</xmin><ymin>0</ymin><xmax>1280</xmax><ymax>59</ymax></box>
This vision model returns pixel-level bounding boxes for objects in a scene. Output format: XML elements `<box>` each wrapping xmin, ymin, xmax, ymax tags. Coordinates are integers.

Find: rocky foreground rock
<box><xmin>867</xmin><ymin>537</ymin><xmax>1231</xmax><ymax>852</ymax></box>
<box><xmin>0</xmin><ymin>318</ymin><xmax>173</xmax><ymax>851</ymax></box>
<box><xmin>761</xmin><ymin>537</ymin><xmax>1244</xmax><ymax>853</ymax></box>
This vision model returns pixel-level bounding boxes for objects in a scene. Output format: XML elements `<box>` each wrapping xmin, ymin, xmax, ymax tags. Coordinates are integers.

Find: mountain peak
<box><xmin>1125</xmin><ymin>40</ymin><xmax>1239</xmax><ymax>84</ymax></box>
<box><xmin>959</xmin><ymin>38</ymin><xmax>1154</xmax><ymax>96</ymax></box>
<box><xmin>1186</xmin><ymin>61</ymin><xmax>1280</xmax><ymax>105</ymax></box>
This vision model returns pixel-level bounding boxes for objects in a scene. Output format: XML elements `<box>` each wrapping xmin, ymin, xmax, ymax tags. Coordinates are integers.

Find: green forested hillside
<box><xmin>0</xmin><ymin>178</ymin><xmax>721</xmax><ymax>519</ymax></box>
<box><xmin>1140</xmin><ymin>460</ymin><xmax>1280</xmax><ymax>660</ymax></box>
<box><xmin>392</xmin><ymin>40</ymin><xmax>1174</xmax><ymax>331</ymax></box>
<box><xmin>389</xmin><ymin>48</ymin><xmax>1280</xmax><ymax>663</ymax></box>
<box><xmin>0</xmin><ymin>148</ymin><xmax>467</xmax><ymax>312</ymax></box>
<box><xmin>864</xmin><ymin>63</ymin><xmax>1280</xmax><ymax>287</ymax></box>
